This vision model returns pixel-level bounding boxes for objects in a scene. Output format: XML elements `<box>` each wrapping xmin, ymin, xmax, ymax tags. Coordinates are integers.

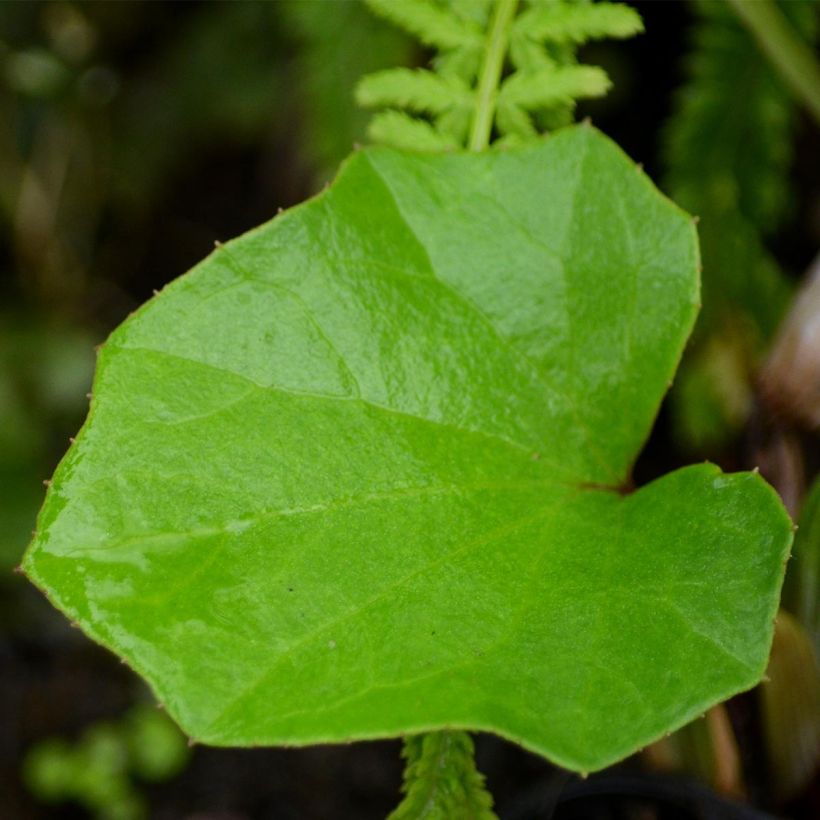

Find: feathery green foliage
<box><xmin>357</xmin><ymin>67</ymin><xmax>472</xmax><ymax>115</ymax></box>
<box><xmin>389</xmin><ymin>732</ymin><xmax>496</xmax><ymax>820</ymax></box>
<box><xmin>357</xmin><ymin>0</ymin><xmax>643</xmax><ymax>150</ymax></box>
<box><xmin>783</xmin><ymin>475</ymin><xmax>820</xmax><ymax>655</ymax></box>
<box><xmin>665</xmin><ymin>0</ymin><xmax>816</xmax><ymax>238</ymax></box>
<box><xmin>367</xmin><ymin>109</ymin><xmax>461</xmax><ymax>151</ymax></box>
<box><xmin>514</xmin><ymin>0</ymin><xmax>643</xmax><ymax>44</ymax></box>
<box><xmin>664</xmin><ymin>0</ymin><xmax>818</xmax><ymax>451</ymax></box>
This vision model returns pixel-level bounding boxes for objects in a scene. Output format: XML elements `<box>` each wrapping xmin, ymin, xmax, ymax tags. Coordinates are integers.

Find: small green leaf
<box><xmin>434</xmin><ymin>108</ymin><xmax>473</xmax><ymax>147</ymax></box>
<box><xmin>125</xmin><ymin>705</ymin><xmax>190</xmax><ymax>782</ymax></box>
<box><xmin>499</xmin><ymin>65</ymin><xmax>612</xmax><ymax>110</ymax></box>
<box><xmin>357</xmin><ymin>68</ymin><xmax>471</xmax><ymax>116</ymax></box>
<box><xmin>496</xmin><ymin>100</ymin><xmax>537</xmax><ymax>140</ymax></box>
<box><xmin>24</xmin><ymin>126</ymin><xmax>791</xmax><ymax>772</ymax></box>
<box><xmin>389</xmin><ymin>732</ymin><xmax>496</xmax><ymax>820</ymax></box>
<box><xmin>23</xmin><ymin>739</ymin><xmax>76</xmax><ymax>802</ymax></box>
<box><xmin>508</xmin><ymin>29</ymin><xmax>556</xmax><ymax>74</ymax></box>
<box><xmin>367</xmin><ymin>110</ymin><xmax>460</xmax><ymax>152</ymax></box>
<box><xmin>433</xmin><ymin>44</ymin><xmax>484</xmax><ymax>83</ymax></box>
<box><xmin>514</xmin><ymin>2</ymin><xmax>644</xmax><ymax>45</ymax></box>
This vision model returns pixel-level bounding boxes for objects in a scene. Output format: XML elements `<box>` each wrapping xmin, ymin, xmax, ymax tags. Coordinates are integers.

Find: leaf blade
<box><xmin>23</xmin><ymin>126</ymin><xmax>791</xmax><ymax>773</ymax></box>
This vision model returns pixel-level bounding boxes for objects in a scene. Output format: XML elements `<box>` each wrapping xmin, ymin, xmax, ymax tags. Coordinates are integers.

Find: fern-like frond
<box><xmin>366</xmin><ymin>110</ymin><xmax>460</xmax><ymax>152</ymax></box>
<box><xmin>508</xmin><ymin>29</ymin><xmax>557</xmax><ymax>73</ymax></box>
<box><xmin>434</xmin><ymin>44</ymin><xmax>485</xmax><ymax>82</ymax></box>
<box><xmin>449</xmin><ymin>0</ymin><xmax>494</xmax><ymax>29</ymax></box>
<box><xmin>356</xmin><ymin>68</ymin><xmax>471</xmax><ymax>115</ymax></box>
<box><xmin>664</xmin><ymin>0</ymin><xmax>817</xmax><ymax>341</ymax></box>
<box><xmin>388</xmin><ymin>732</ymin><xmax>497</xmax><ymax>820</ymax></box>
<box><xmin>664</xmin><ymin>0</ymin><xmax>817</xmax><ymax>234</ymax></box>
<box><xmin>514</xmin><ymin>2</ymin><xmax>644</xmax><ymax>45</ymax></box>
<box><xmin>359</xmin><ymin>0</ymin><xmax>643</xmax><ymax>151</ymax></box>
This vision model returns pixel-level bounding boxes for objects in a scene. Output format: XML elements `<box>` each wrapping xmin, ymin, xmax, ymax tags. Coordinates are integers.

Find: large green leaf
<box><xmin>23</xmin><ymin>125</ymin><xmax>791</xmax><ymax>772</ymax></box>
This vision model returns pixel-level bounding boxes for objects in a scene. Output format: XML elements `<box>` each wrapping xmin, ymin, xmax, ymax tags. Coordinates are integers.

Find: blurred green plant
<box><xmin>23</xmin><ymin>703</ymin><xmax>190</xmax><ymax>820</ymax></box>
<box><xmin>658</xmin><ymin>0</ymin><xmax>820</xmax><ymax>802</ymax></box>
<box><xmin>773</xmin><ymin>468</ymin><xmax>820</xmax><ymax>795</ymax></box>
<box><xmin>727</xmin><ymin>0</ymin><xmax>820</xmax><ymax>127</ymax></box>
<box><xmin>784</xmin><ymin>475</ymin><xmax>820</xmax><ymax>653</ymax></box>
<box><xmin>0</xmin><ymin>316</ymin><xmax>94</xmax><ymax>572</ymax></box>
<box><xmin>760</xmin><ymin>609</ymin><xmax>820</xmax><ymax>803</ymax></box>
<box><xmin>0</xmin><ymin>1</ymin><xmax>414</xmax><ymax>308</ymax></box>
<box><xmin>663</xmin><ymin>0</ymin><xmax>818</xmax><ymax>452</ymax></box>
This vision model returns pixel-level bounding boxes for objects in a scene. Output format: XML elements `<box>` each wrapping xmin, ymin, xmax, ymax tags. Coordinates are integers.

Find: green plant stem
<box><xmin>468</xmin><ymin>0</ymin><xmax>518</xmax><ymax>151</ymax></box>
<box><xmin>389</xmin><ymin>731</ymin><xmax>496</xmax><ymax>819</ymax></box>
<box><xmin>726</xmin><ymin>0</ymin><xmax>820</xmax><ymax>128</ymax></box>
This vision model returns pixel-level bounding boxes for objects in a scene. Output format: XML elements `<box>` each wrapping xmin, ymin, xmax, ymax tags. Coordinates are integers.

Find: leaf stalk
<box><xmin>468</xmin><ymin>0</ymin><xmax>519</xmax><ymax>151</ymax></box>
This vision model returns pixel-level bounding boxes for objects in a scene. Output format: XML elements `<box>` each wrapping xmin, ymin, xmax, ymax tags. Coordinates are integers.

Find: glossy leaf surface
<box><xmin>24</xmin><ymin>126</ymin><xmax>791</xmax><ymax>772</ymax></box>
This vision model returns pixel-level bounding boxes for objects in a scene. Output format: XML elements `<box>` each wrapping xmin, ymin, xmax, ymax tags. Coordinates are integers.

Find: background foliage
<box><xmin>1</xmin><ymin>1</ymin><xmax>818</xmax><ymax>818</ymax></box>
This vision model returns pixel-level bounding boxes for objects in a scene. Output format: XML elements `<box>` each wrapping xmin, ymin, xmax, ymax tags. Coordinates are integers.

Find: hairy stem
<box><xmin>468</xmin><ymin>0</ymin><xmax>519</xmax><ymax>152</ymax></box>
<box><xmin>389</xmin><ymin>731</ymin><xmax>496</xmax><ymax>819</ymax></box>
<box><xmin>726</xmin><ymin>0</ymin><xmax>820</xmax><ymax>128</ymax></box>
